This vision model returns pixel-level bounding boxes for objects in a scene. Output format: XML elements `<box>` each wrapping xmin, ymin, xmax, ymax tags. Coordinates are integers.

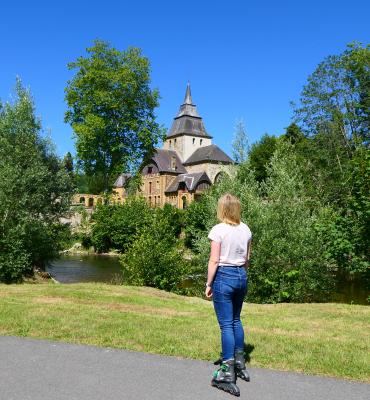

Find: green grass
<box><xmin>0</xmin><ymin>282</ymin><xmax>369</xmax><ymax>382</ymax></box>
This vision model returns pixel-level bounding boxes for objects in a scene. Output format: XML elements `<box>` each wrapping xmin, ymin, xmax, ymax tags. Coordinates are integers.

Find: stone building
<box><xmin>113</xmin><ymin>84</ymin><xmax>234</xmax><ymax>208</ymax></box>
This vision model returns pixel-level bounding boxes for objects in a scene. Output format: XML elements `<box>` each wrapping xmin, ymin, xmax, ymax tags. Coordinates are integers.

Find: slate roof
<box><xmin>183</xmin><ymin>144</ymin><xmax>234</xmax><ymax>166</ymax></box>
<box><xmin>150</xmin><ymin>149</ymin><xmax>187</xmax><ymax>174</ymax></box>
<box><xmin>165</xmin><ymin>172</ymin><xmax>212</xmax><ymax>193</ymax></box>
<box><xmin>167</xmin><ymin>84</ymin><xmax>212</xmax><ymax>139</ymax></box>
<box><xmin>113</xmin><ymin>173</ymin><xmax>132</xmax><ymax>188</ymax></box>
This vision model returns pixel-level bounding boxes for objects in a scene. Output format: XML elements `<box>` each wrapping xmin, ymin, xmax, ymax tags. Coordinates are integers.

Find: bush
<box><xmin>90</xmin><ymin>197</ymin><xmax>152</xmax><ymax>253</ymax></box>
<box><xmin>193</xmin><ymin>142</ymin><xmax>333</xmax><ymax>303</ymax></box>
<box><xmin>120</xmin><ymin>209</ymin><xmax>186</xmax><ymax>292</ymax></box>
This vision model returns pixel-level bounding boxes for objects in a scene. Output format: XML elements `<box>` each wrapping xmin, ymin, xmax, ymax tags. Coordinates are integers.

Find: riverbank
<box><xmin>0</xmin><ymin>282</ymin><xmax>369</xmax><ymax>382</ymax></box>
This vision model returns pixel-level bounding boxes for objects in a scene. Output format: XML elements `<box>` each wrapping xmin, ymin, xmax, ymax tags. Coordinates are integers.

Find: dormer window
<box><xmin>148</xmin><ymin>166</ymin><xmax>153</xmax><ymax>174</ymax></box>
<box><xmin>171</xmin><ymin>156</ymin><xmax>177</xmax><ymax>170</ymax></box>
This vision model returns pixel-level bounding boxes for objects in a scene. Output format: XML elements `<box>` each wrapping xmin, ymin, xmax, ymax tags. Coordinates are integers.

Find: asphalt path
<box><xmin>0</xmin><ymin>336</ymin><xmax>368</xmax><ymax>400</ymax></box>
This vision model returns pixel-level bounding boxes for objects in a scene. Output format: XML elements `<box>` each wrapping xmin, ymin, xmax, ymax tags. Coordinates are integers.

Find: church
<box><xmin>113</xmin><ymin>84</ymin><xmax>234</xmax><ymax>209</ymax></box>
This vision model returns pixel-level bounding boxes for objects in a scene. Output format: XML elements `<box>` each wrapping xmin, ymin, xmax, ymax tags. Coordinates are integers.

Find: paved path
<box><xmin>0</xmin><ymin>336</ymin><xmax>368</xmax><ymax>400</ymax></box>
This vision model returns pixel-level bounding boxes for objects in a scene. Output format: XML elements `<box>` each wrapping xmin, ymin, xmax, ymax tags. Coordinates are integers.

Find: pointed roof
<box><xmin>149</xmin><ymin>149</ymin><xmax>187</xmax><ymax>174</ymax></box>
<box><xmin>183</xmin><ymin>144</ymin><xmax>233</xmax><ymax>166</ymax></box>
<box><xmin>167</xmin><ymin>84</ymin><xmax>212</xmax><ymax>138</ymax></box>
<box><xmin>165</xmin><ymin>172</ymin><xmax>212</xmax><ymax>193</ymax></box>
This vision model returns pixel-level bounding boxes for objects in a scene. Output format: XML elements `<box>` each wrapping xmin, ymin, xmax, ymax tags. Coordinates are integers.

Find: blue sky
<box><xmin>1</xmin><ymin>1</ymin><xmax>369</xmax><ymax>159</ymax></box>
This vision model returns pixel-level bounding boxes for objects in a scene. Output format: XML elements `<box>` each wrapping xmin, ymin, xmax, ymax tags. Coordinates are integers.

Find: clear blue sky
<box><xmin>1</xmin><ymin>1</ymin><xmax>369</xmax><ymax>159</ymax></box>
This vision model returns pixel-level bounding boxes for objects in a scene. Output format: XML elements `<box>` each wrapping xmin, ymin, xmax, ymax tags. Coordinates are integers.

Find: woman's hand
<box><xmin>205</xmin><ymin>286</ymin><xmax>213</xmax><ymax>298</ymax></box>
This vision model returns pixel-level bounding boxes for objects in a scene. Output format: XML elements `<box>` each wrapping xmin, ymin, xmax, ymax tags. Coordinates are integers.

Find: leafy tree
<box><xmin>284</xmin><ymin>123</ymin><xmax>305</xmax><ymax>144</ymax></box>
<box><xmin>232</xmin><ymin>119</ymin><xmax>249</xmax><ymax>163</ymax></box>
<box><xmin>248</xmin><ymin>134</ymin><xmax>278</xmax><ymax>182</ymax></box>
<box><xmin>293</xmin><ymin>43</ymin><xmax>370</xmax><ymax>275</ymax></box>
<box><xmin>65</xmin><ymin>40</ymin><xmax>164</xmax><ymax>193</ymax></box>
<box><xmin>63</xmin><ymin>152</ymin><xmax>74</xmax><ymax>174</ymax></box>
<box><xmin>0</xmin><ymin>80</ymin><xmax>74</xmax><ymax>282</ymax></box>
<box><xmin>294</xmin><ymin>42</ymin><xmax>369</xmax><ymax>144</ymax></box>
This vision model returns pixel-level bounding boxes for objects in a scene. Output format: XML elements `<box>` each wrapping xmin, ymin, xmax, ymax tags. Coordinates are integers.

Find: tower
<box><xmin>163</xmin><ymin>83</ymin><xmax>212</xmax><ymax>161</ymax></box>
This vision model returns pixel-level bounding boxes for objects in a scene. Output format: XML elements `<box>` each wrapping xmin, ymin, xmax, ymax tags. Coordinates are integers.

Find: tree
<box><xmin>0</xmin><ymin>80</ymin><xmax>74</xmax><ymax>282</ymax></box>
<box><xmin>294</xmin><ymin>42</ymin><xmax>369</xmax><ymax>144</ymax></box>
<box><xmin>248</xmin><ymin>134</ymin><xmax>278</xmax><ymax>182</ymax></box>
<box><xmin>63</xmin><ymin>152</ymin><xmax>74</xmax><ymax>174</ymax></box>
<box><xmin>293</xmin><ymin>43</ymin><xmax>370</xmax><ymax>275</ymax></box>
<box><xmin>284</xmin><ymin>123</ymin><xmax>305</xmax><ymax>144</ymax></box>
<box><xmin>232</xmin><ymin>119</ymin><xmax>249</xmax><ymax>163</ymax></box>
<box><xmin>65</xmin><ymin>40</ymin><xmax>164</xmax><ymax>193</ymax></box>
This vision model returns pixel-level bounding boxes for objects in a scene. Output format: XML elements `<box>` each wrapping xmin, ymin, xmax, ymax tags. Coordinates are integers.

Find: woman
<box><xmin>205</xmin><ymin>193</ymin><xmax>251</xmax><ymax>396</ymax></box>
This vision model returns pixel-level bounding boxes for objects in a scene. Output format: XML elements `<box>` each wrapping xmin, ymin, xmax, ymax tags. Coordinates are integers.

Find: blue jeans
<box><xmin>212</xmin><ymin>266</ymin><xmax>247</xmax><ymax>361</ymax></box>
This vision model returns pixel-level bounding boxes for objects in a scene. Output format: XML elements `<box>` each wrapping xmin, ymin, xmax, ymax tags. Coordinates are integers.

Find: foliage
<box><xmin>232</xmin><ymin>119</ymin><xmax>249</xmax><ymax>163</ymax></box>
<box><xmin>65</xmin><ymin>40</ymin><xmax>164</xmax><ymax>193</ymax></box>
<box><xmin>0</xmin><ymin>80</ymin><xmax>74</xmax><ymax>282</ymax></box>
<box><xmin>90</xmin><ymin>197</ymin><xmax>152</xmax><ymax>253</ymax></box>
<box><xmin>294</xmin><ymin>42</ymin><xmax>369</xmax><ymax>144</ymax></box>
<box><xmin>193</xmin><ymin>142</ymin><xmax>333</xmax><ymax>303</ymax></box>
<box><xmin>120</xmin><ymin>207</ymin><xmax>186</xmax><ymax>292</ymax></box>
<box><xmin>183</xmin><ymin>196</ymin><xmax>212</xmax><ymax>249</ymax></box>
<box><xmin>292</xmin><ymin>42</ymin><xmax>370</xmax><ymax>275</ymax></box>
<box><xmin>248</xmin><ymin>133</ymin><xmax>278</xmax><ymax>182</ymax></box>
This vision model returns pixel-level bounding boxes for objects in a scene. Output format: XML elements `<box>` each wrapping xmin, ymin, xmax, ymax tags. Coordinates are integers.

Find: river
<box><xmin>47</xmin><ymin>255</ymin><xmax>369</xmax><ymax>305</ymax></box>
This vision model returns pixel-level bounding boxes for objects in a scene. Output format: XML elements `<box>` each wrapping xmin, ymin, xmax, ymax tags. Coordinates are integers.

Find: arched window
<box><xmin>214</xmin><ymin>172</ymin><xmax>226</xmax><ymax>184</ymax></box>
<box><xmin>79</xmin><ymin>197</ymin><xmax>85</xmax><ymax>204</ymax></box>
<box><xmin>88</xmin><ymin>198</ymin><xmax>94</xmax><ymax>207</ymax></box>
<box><xmin>200</xmin><ymin>139</ymin><xmax>203</xmax><ymax>145</ymax></box>
<box><xmin>182</xmin><ymin>196</ymin><xmax>188</xmax><ymax>209</ymax></box>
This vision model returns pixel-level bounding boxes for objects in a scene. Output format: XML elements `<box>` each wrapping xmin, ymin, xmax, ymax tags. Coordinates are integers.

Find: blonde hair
<box><xmin>217</xmin><ymin>193</ymin><xmax>241</xmax><ymax>225</ymax></box>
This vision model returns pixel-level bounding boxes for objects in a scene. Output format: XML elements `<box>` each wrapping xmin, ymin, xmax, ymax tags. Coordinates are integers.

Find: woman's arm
<box><xmin>246</xmin><ymin>239</ymin><xmax>252</xmax><ymax>266</ymax></box>
<box><xmin>205</xmin><ymin>240</ymin><xmax>221</xmax><ymax>298</ymax></box>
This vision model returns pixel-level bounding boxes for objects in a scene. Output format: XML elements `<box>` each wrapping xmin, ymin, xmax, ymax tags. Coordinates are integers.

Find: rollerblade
<box><xmin>235</xmin><ymin>350</ymin><xmax>250</xmax><ymax>382</ymax></box>
<box><xmin>211</xmin><ymin>358</ymin><xmax>240</xmax><ymax>397</ymax></box>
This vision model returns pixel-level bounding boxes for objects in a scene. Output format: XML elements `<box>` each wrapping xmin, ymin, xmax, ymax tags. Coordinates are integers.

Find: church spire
<box><xmin>176</xmin><ymin>83</ymin><xmax>200</xmax><ymax>118</ymax></box>
<box><xmin>184</xmin><ymin>82</ymin><xmax>193</xmax><ymax>105</ymax></box>
<box><xmin>166</xmin><ymin>83</ymin><xmax>212</xmax><ymax>139</ymax></box>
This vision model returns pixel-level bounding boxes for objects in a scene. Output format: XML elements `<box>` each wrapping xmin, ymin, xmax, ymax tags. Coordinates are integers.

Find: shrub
<box><xmin>193</xmin><ymin>142</ymin><xmax>333</xmax><ymax>303</ymax></box>
<box><xmin>90</xmin><ymin>197</ymin><xmax>152</xmax><ymax>253</ymax></box>
<box><xmin>120</xmin><ymin>210</ymin><xmax>186</xmax><ymax>292</ymax></box>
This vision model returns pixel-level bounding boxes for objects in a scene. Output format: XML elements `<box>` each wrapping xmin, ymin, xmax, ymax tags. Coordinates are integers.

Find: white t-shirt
<box><xmin>208</xmin><ymin>222</ymin><xmax>252</xmax><ymax>266</ymax></box>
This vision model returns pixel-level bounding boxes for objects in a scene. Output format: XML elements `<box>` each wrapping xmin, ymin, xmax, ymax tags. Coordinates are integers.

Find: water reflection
<box><xmin>47</xmin><ymin>254</ymin><xmax>122</xmax><ymax>284</ymax></box>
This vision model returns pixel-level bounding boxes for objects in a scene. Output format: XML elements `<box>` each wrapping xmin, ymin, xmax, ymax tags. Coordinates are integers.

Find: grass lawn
<box><xmin>0</xmin><ymin>282</ymin><xmax>369</xmax><ymax>382</ymax></box>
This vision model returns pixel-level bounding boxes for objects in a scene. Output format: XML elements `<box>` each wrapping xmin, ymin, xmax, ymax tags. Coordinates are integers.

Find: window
<box><xmin>149</xmin><ymin>181</ymin><xmax>152</xmax><ymax>194</ymax></box>
<box><xmin>79</xmin><ymin>197</ymin><xmax>85</xmax><ymax>204</ymax></box>
<box><xmin>182</xmin><ymin>196</ymin><xmax>188</xmax><ymax>209</ymax></box>
<box><xmin>148</xmin><ymin>166</ymin><xmax>153</xmax><ymax>174</ymax></box>
<box><xmin>171</xmin><ymin>156</ymin><xmax>177</xmax><ymax>170</ymax></box>
<box><xmin>200</xmin><ymin>139</ymin><xmax>203</xmax><ymax>145</ymax></box>
<box><xmin>156</xmin><ymin>180</ymin><xmax>160</xmax><ymax>189</ymax></box>
<box><xmin>192</xmin><ymin>138</ymin><xmax>195</xmax><ymax>144</ymax></box>
<box><xmin>169</xmin><ymin>140</ymin><xmax>172</xmax><ymax>148</ymax></box>
<box><xmin>174</xmin><ymin>138</ymin><xmax>177</xmax><ymax>145</ymax></box>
